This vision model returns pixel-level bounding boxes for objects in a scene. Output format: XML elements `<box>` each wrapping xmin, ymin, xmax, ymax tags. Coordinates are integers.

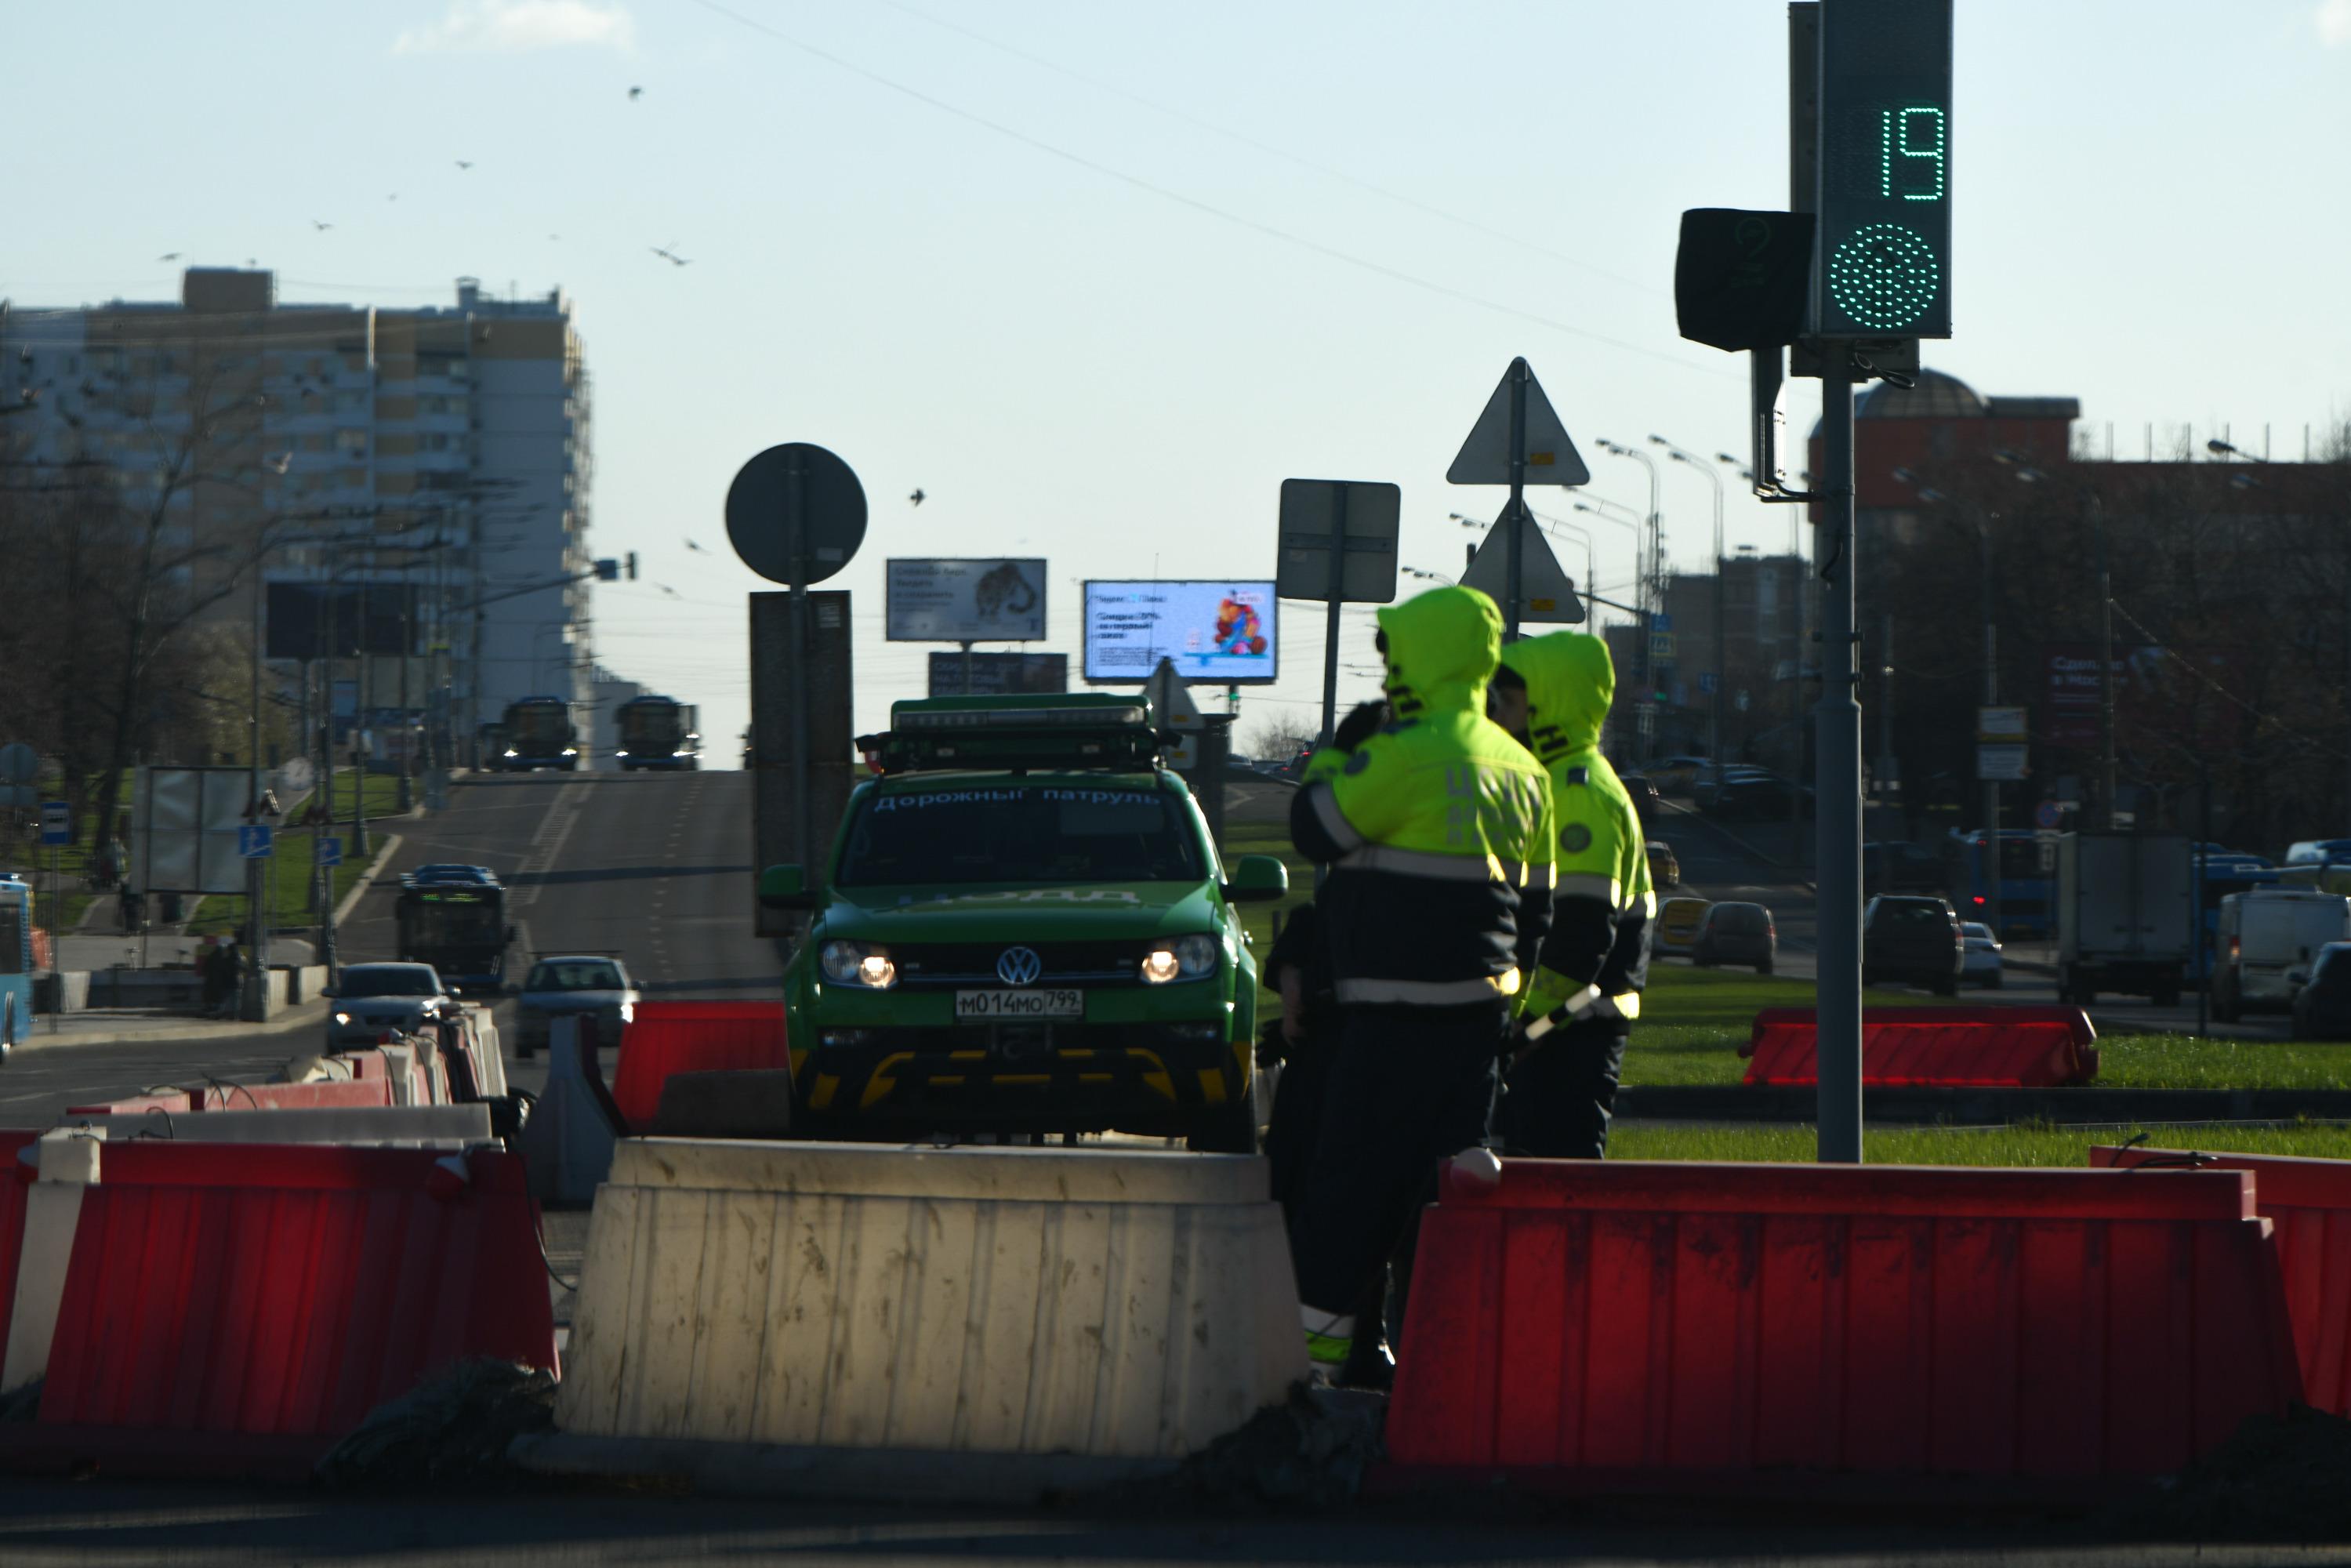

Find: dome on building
<box><xmin>1854</xmin><ymin>367</ymin><xmax>1983</xmax><ymax>420</ymax></box>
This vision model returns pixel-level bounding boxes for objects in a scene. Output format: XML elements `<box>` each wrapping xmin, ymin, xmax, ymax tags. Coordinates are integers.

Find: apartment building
<box><xmin>0</xmin><ymin>267</ymin><xmax>594</xmax><ymax>759</ymax></box>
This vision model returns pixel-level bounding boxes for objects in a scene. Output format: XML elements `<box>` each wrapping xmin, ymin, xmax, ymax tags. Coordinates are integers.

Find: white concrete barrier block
<box><xmin>62</xmin><ymin>1105</ymin><xmax>492</xmax><ymax>1147</ymax></box>
<box><xmin>557</xmin><ymin>1140</ymin><xmax>1304</xmax><ymax>1460</ymax></box>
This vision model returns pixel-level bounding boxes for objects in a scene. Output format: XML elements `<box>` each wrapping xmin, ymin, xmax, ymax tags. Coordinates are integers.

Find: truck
<box><xmin>495</xmin><ymin>696</ymin><xmax>579</xmax><ymax>771</ymax></box>
<box><xmin>615</xmin><ymin>695</ymin><xmax>702</xmax><ymax>771</ymax></box>
<box><xmin>393</xmin><ymin>867</ymin><xmax>515</xmax><ymax>993</ymax></box>
<box><xmin>2056</xmin><ymin>832</ymin><xmax>2193</xmax><ymax>1007</ymax></box>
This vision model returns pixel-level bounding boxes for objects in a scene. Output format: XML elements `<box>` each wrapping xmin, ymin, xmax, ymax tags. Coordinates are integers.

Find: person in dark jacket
<box><xmin>1284</xmin><ymin>586</ymin><xmax>1556</xmax><ymax>1379</ymax></box>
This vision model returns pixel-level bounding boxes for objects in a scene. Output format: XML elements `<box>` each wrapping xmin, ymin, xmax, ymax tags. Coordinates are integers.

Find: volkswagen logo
<box><xmin>996</xmin><ymin>946</ymin><xmax>1043</xmax><ymax>987</ymax></box>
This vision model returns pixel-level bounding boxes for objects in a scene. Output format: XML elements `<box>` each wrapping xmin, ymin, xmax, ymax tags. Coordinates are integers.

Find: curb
<box><xmin>1616</xmin><ymin>1083</ymin><xmax>2351</xmax><ymax>1126</ymax></box>
<box><xmin>509</xmin><ymin>1432</ymin><xmax>1174</xmax><ymax>1506</ymax></box>
<box><xmin>332</xmin><ymin>833</ymin><xmax>404</xmax><ymax>928</ymax></box>
<box><xmin>13</xmin><ymin>998</ymin><xmax>332</xmax><ymax>1056</ymax></box>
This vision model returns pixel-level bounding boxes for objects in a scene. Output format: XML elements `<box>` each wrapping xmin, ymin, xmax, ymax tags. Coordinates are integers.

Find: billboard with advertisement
<box><xmin>2041</xmin><ymin>643</ymin><xmax>2244</xmax><ymax>750</ymax></box>
<box><xmin>266</xmin><ymin>583</ymin><xmax>416</xmax><ymax>660</ymax></box>
<box><xmin>885</xmin><ymin>559</ymin><xmax>1047</xmax><ymax>643</ymax></box>
<box><xmin>926</xmin><ymin>652</ymin><xmax>1068</xmax><ymax>696</ymax></box>
<box><xmin>1083</xmin><ymin>582</ymin><xmax>1278</xmax><ymax>686</ymax></box>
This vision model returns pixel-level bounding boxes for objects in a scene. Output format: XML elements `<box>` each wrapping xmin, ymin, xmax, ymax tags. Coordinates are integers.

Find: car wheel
<box><xmin>1755</xmin><ymin>958</ymin><xmax>1773</xmax><ymax>976</ymax></box>
<box><xmin>1932</xmin><ymin>976</ymin><xmax>1958</xmax><ymax>997</ymax></box>
<box><xmin>1985</xmin><ymin>972</ymin><xmax>2003</xmax><ymax>989</ymax></box>
<box><xmin>2153</xmin><ymin>987</ymin><xmax>2181</xmax><ymax>1008</ymax></box>
<box><xmin>2212</xmin><ymin>982</ymin><xmax>2239</xmax><ymax>1024</ymax></box>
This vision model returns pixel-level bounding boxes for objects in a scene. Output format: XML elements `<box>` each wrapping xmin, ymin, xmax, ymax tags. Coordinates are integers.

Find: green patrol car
<box><xmin>758</xmin><ymin>694</ymin><xmax>1289</xmax><ymax>1149</ymax></box>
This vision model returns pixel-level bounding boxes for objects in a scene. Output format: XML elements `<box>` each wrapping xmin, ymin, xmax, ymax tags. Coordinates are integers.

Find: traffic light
<box><xmin>1674</xmin><ymin>209</ymin><xmax>1815</xmax><ymax>352</ymax></box>
<box><xmin>1814</xmin><ymin>0</ymin><xmax>1954</xmax><ymax>339</ymax></box>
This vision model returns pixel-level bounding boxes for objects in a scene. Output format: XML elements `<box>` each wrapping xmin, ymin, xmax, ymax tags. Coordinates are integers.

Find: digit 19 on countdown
<box><xmin>1816</xmin><ymin>0</ymin><xmax>1954</xmax><ymax>339</ymax></box>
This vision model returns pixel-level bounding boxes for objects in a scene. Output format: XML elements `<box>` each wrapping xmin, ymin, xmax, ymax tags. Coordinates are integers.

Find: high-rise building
<box><xmin>0</xmin><ymin>267</ymin><xmax>593</xmax><ymax>764</ymax></box>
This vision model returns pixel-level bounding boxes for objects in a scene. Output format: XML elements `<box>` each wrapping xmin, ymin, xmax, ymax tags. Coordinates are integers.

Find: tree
<box><xmin>1245</xmin><ymin>710</ymin><xmax>1322</xmax><ymax>763</ymax></box>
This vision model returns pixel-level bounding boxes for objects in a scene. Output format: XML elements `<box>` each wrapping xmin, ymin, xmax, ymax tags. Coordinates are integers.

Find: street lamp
<box><xmin>1402</xmin><ymin>565</ymin><xmax>1454</xmax><ymax>585</ymax></box>
<box><xmin>1726</xmin><ymin>450</ymin><xmax>1808</xmax><ymax>855</ymax></box>
<box><xmin>1653</xmin><ymin>435</ymin><xmax>1726</xmax><ymax>774</ymax></box>
<box><xmin>1893</xmin><ymin>466</ymin><xmax>2004</xmax><ymax>938</ymax></box>
<box><xmin>1595</xmin><ymin>439</ymin><xmax>1663</xmax><ymax>702</ymax></box>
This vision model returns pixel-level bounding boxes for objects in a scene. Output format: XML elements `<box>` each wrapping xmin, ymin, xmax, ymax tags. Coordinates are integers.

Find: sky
<box><xmin>9</xmin><ymin>0</ymin><xmax>2350</xmax><ymax>760</ymax></box>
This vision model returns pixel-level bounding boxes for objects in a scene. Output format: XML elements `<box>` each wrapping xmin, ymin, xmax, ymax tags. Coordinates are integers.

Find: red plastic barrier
<box><xmin>610</xmin><ymin>1001</ymin><xmax>789</xmax><ymax>1127</ymax></box>
<box><xmin>187</xmin><ymin>1080</ymin><xmax>394</xmax><ymax>1112</ymax></box>
<box><xmin>63</xmin><ymin>1094</ymin><xmax>193</xmax><ymax>1117</ymax></box>
<box><xmin>1386</xmin><ymin>1160</ymin><xmax>2299</xmax><ymax>1484</ymax></box>
<box><xmin>2093</xmin><ymin>1146</ymin><xmax>2351</xmax><ymax>1417</ymax></box>
<box><xmin>0</xmin><ymin>1132</ymin><xmax>41</xmax><ymax>1354</ymax></box>
<box><xmin>1741</xmin><ymin>1005</ymin><xmax>2099</xmax><ymax>1087</ymax></box>
<box><xmin>31</xmin><ymin>1142</ymin><xmax>557</xmax><ymax>1466</ymax></box>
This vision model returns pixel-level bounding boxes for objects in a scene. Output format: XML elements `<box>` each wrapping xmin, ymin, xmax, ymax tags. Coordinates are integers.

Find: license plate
<box><xmin>955</xmin><ymin>989</ymin><xmax>1083</xmax><ymax>1022</ymax></box>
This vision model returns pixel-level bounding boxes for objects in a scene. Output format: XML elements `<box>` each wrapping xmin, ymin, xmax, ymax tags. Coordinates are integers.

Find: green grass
<box><xmin>2096</xmin><ymin>1033</ymin><xmax>2351</xmax><ymax>1091</ymax></box>
<box><xmin>1611</xmin><ymin>1120</ymin><xmax>2351</xmax><ymax>1166</ymax></box>
<box><xmin>183</xmin><ymin>771</ymin><xmax>405</xmax><ymax>938</ymax></box>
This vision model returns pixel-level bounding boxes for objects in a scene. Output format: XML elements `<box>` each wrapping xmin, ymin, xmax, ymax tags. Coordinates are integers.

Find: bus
<box><xmin>615</xmin><ymin>695</ymin><xmax>702</xmax><ymax>771</ymax></box>
<box><xmin>1947</xmin><ymin>830</ymin><xmax>2055</xmax><ymax>940</ymax></box>
<box><xmin>394</xmin><ymin>868</ymin><xmax>514</xmax><ymax>993</ymax></box>
<box><xmin>0</xmin><ymin>875</ymin><xmax>31</xmax><ymax>1058</ymax></box>
<box><xmin>495</xmin><ymin>696</ymin><xmax>579</xmax><ymax>772</ymax></box>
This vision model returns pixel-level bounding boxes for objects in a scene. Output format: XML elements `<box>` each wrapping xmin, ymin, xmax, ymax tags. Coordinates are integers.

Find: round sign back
<box><xmin>724</xmin><ymin>443</ymin><xmax>868</xmax><ymax>586</ymax></box>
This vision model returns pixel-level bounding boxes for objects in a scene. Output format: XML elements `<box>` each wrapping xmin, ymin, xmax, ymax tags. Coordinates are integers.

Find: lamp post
<box><xmin>1653</xmin><ymin>436</ymin><xmax>1725</xmax><ymax>771</ymax></box>
<box><xmin>1595</xmin><ymin>438</ymin><xmax>1663</xmax><ymax>702</ymax></box>
<box><xmin>2212</xmin><ymin>438</ymin><xmax>2320</xmax><ymax>822</ymax></box>
<box><xmin>1896</xmin><ymin>468</ymin><xmax>2001</xmax><ymax>938</ymax></box>
<box><xmin>1722</xmin><ymin>452</ymin><xmax>1807</xmax><ymax>859</ymax></box>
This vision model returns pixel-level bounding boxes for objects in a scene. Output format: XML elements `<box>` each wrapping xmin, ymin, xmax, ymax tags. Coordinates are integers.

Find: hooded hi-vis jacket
<box><xmin>1497</xmin><ymin>630</ymin><xmax>1653</xmax><ymax>1025</ymax></box>
<box><xmin>1288</xmin><ymin>586</ymin><xmax>1557</xmax><ymax>1008</ymax></box>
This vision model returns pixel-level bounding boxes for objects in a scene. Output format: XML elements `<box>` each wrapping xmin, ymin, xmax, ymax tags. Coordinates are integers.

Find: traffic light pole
<box><xmin>1815</xmin><ymin>354</ymin><xmax>1863</xmax><ymax>1163</ymax></box>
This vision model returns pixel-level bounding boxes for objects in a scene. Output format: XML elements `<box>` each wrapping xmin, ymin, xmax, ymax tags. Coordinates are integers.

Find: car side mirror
<box><xmin>319</xmin><ymin>986</ymin><xmax>337</xmax><ymax>1000</ymax></box>
<box><xmin>760</xmin><ymin>863</ymin><xmax>815</xmax><ymax>911</ymax></box>
<box><xmin>1222</xmin><ymin>854</ymin><xmax>1290</xmax><ymax>905</ymax></box>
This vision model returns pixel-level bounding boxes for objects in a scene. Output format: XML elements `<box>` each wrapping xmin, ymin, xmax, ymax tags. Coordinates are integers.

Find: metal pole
<box><xmin>1319</xmin><ymin>487</ymin><xmax>1349</xmax><ymax>744</ymax></box>
<box><xmin>243</xmin><ymin>557</ymin><xmax>268</xmax><ymax>1022</ymax></box>
<box><xmin>787</xmin><ymin>454</ymin><xmax>811</xmax><ymax>876</ymax></box>
<box><xmin>1711</xmin><ymin>470</ymin><xmax>1725</xmax><ymax>768</ymax></box>
<box><xmin>961</xmin><ymin>641</ymin><xmax>975</xmax><ymax>696</ymax></box>
<box><xmin>397</xmin><ymin>579</ymin><xmax>413</xmax><ymax>811</ymax></box>
<box><xmin>2095</xmin><ymin>499</ymin><xmax>2117</xmax><ymax>829</ymax></box>
<box><xmin>1815</xmin><ymin>354</ymin><xmax>1863</xmax><ymax>1164</ymax></box>
<box><xmin>1505</xmin><ymin>360</ymin><xmax>1527</xmax><ymax>639</ymax></box>
<box><xmin>2197</xmin><ymin>763</ymin><xmax>2211</xmax><ymax>1034</ymax></box>
<box><xmin>1981</xmin><ymin>521</ymin><xmax>2001</xmax><ymax>941</ymax></box>
<box><xmin>1788</xmin><ymin>532</ymin><xmax>1805</xmax><ymax>862</ymax></box>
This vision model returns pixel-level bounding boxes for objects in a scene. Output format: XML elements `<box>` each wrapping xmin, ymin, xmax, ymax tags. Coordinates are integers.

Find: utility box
<box><xmin>2057</xmin><ymin>832</ymin><xmax>2193</xmax><ymax>1007</ymax></box>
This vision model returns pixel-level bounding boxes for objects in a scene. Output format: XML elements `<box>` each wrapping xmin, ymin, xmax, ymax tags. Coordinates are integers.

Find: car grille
<box><xmin>887</xmin><ymin>942</ymin><xmax>1149</xmax><ymax>990</ymax></box>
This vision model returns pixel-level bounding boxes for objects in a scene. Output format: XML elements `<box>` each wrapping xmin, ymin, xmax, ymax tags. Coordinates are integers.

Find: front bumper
<box><xmin>791</xmin><ymin>1018</ymin><xmax>1248</xmax><ymax>1137</ymax></box>
<box><xmin>326</xmin><ymin>1018</ymin><xmax>427</xmax><ymax>1047</ymax></box>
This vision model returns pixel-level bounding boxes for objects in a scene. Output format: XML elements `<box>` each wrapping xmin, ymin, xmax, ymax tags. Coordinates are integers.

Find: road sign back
<box><xmin>724</xmin><ymin>443</ymin><xmax>869</xmax><ymax>586</ymax></box>
<box><xmin>1459</xmin><ymin>506</ymin><xmax>1585</xmax><ymax>624</ymax></box>
<box><xmin>1275</xmin><ymin>479</ymin><xmax>1401</xmax><ymax>604</ymax></box>
<box><xmin>1447</xmin><ymin>360</ymin><xmax>1591</xmax><ymax>486</ymax></box>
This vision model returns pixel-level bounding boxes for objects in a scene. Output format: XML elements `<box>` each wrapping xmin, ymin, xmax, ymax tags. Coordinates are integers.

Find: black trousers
<box><xmin>1289</xmin><ymin>1000</ymin><xmax>1506</xmax><ymax>1316</ymax></box>
<box><xmin>1500</xmin><ymin>1019</ymin><xmax>1628</xmax><ymax>1160</ymax></box>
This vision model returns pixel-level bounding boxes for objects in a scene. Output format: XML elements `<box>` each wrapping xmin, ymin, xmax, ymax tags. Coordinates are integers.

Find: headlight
<box><xmin>615</xmin><ymin>749</ymin><xmax>629</xmax><ymax>757</ymax></box>
<box><xmin>503</xmin><ymin>748</ymin><xmax>518</xmax><ymax>757</ymax></box>
<box><xmin>618</xmin><ymin>1000</ymin><xmax>636</xmax><ymax>1023</ymax></box>
<box><xmin>820</xmin><ymin>940</ymin><xmax>895</xmax><ymax>989</ymax></box>
<box><xmin>334</xmin><ymin>1011</ymin><xmax>352</xmax><ymax>1025</ymax></box>
<box><xmin>1141</xmin><ymin>933</ymin><xmax>1221</xmax><ymax>984</ymax></box>
<box><xmin>562</xmin><ymin>747</ymin><xmax>578</xmax><ymax>756</ymax></box>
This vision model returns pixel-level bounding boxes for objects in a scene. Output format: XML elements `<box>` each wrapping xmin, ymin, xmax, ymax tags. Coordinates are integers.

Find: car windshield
<box><xmin>837</xmin><ymin>784</ymin><xmax>1205</xmax><ymax>887</ymax></box>
<box><xmin>340</xmin><ymin>967</ymin><xmax>437</xmax><ymax>997</ymax></box>
<box><xmin>1875</xmin><ymin>902</ymin><xmax>1948</xmax><ymax>932</ymax></box>
<box><xmin>528</xmin><ymin>960</ymin><xmax>625</xmax><ymax>991</ymax></box>
<box><xmin>1961</xmin><ymin>923</ymin><xmax>1994</xmax><ymax>941</ymax></box>
<box><xmin>401</xmin><ymin>895</ymin><xmax>502</xmax><ymax>947</ymax></box>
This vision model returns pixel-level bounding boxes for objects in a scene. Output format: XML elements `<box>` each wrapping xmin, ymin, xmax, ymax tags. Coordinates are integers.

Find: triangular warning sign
<box><xmin>1144</xmin><ymin>658</ymin><xmax>1206</xmax><ymax>768</ymax></box>
<box><xmin>1459</xmin><ymin>506</ymin><xmax>1587</xmax><ymax>625</ymax></box>
<box><xmin>1446</xmin><ymin>358</ymin><xmax>1591</xmax><ymax>486</ymax></box>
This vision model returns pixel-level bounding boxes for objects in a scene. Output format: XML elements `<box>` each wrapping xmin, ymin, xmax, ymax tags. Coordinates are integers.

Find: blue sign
<box><xmin>317</xmin><ymin>837</ymin><xmax>343</xmax><ymax>868</ymax></box>
<box><xmin>1698</xmin><ymin>672</ymin><xmax>1718</xmax><ymax>694</ymax></box>
<box><xmin>236</xmin><ymin>823</ymin><xmax>274</xmax><ymax>859</ymax></box>
<box><xmin>2034</xmin><ymin>800</ymin><xmax>2062</xmax><ymax>830</ymax></box>
<box><xmin>38</xmin><ymin>801</ymin><xmax>70</xmax><ymax>848</ymax></box>
<box><xmin>1652</xmin><ymin>613</ymin><xmax>1673</xmax><ymax>633</ymax></box>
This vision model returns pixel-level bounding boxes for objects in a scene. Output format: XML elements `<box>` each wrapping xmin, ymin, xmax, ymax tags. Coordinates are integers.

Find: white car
<box><xmin>325</xmin><ymin>962</ymin><xmax>455</xmax><ymax>1049</ymax></box>
<box><xmin>1960</xmin><ymin>921</ymin><xmax>2004</xmax><ymax>989</ymax></box>
<box><xmin>516</xmin><ymin>954</ymin><xmax>640</xmax><ymax>1058</ymax></box>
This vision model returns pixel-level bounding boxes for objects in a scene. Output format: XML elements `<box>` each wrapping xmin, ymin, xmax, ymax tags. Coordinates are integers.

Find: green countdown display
<box><xmin>1816</xmin><ymin>0</ymin><xmax>1953</xmax><ymax>339</ymax></box>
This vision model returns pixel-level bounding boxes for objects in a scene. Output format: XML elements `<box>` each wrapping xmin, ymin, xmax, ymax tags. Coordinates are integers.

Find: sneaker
<box><xmin>1304</xmin><ymin>1328</ymin><xmax>1352</xmax><ymax>1377</ymax></box>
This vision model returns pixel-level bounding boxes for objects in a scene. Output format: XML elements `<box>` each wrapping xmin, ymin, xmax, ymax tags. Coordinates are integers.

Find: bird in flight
<box><xmin>629</xmin><ymin>85</ymin><xmax>644</xmax><ymax>100</ymax></box>
<box><xmin>909</xmin><ymin>488</ymin><xmax>926</xmax><ymax>506</ymax></box>
<box><xmin>387</xmin><ymin>192</ymin><xmax>399</xmax><ymax>202</ymax></box>
<box><xmin>311</xmin><ymin>219</ymin><xmax>333</xmax><ymax>231</ymax></box>
<box><xmin>455</xmin><ymin>160</ymin><xmax>473</xmax><ymax>171</ymax></box>
<box><xmin>650</xmin><ymin>242</ymin><xmax>691</xmax><ymax>267</ymax></box>
<box><xmin>157</xmin><ymin>252</ymin><xmax>181</xmax><ymax>262</ymax></box>
<box><xmin>267</xmin><ymin>452</ymin><xmax>294</xmax><ymax>475</ymax></box>
<box><xmin>684</xmin><ymin>538</ymin><xmax>709</xmax><ymax>554</ymax></box>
